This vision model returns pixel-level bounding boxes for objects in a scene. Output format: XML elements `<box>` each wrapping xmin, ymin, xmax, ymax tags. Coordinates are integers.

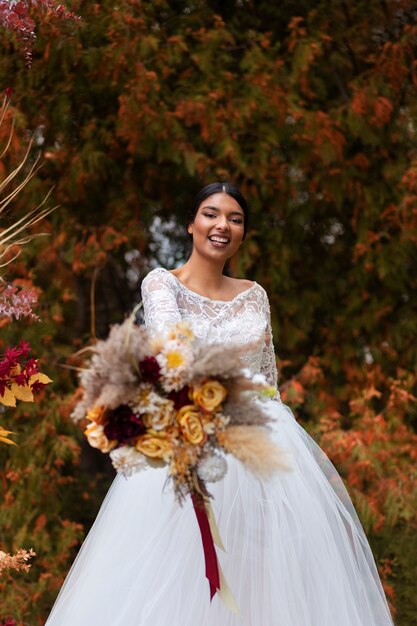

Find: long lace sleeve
<box><xmin>141</xmin><ymin>268</ymin><xmax>181</xmax><ymax>336</ymax></box>
<box><xmin>259</xmin><ymin>287</ymin><xmax>281</xmax><ymax>401</ymax></box>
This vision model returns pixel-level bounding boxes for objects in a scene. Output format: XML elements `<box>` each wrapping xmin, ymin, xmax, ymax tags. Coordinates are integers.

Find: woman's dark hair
<box><xmin>188</xmin><ymin>182</ymin><xmax>249</xmax><ymax>240</ymax></box>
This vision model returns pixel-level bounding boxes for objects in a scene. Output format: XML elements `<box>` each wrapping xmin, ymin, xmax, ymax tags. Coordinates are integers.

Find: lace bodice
<box><xmin>141</xmin><ymin>268</ymin><xmax>280</xmax><ymax>400</ymax></box>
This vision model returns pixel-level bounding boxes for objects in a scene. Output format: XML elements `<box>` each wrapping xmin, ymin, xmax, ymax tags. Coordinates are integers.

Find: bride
<box><xmin>45</xmin><ymin>182</ymin><xmax>395</xmax><ymax>625</ymax></box>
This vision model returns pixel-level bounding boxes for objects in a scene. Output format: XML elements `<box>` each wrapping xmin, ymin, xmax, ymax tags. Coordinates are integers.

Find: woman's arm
<box><xmin>141</xmin><ymin>269</ymin><xmax>181</xmax><ymax>336</ymax></box>
<box><xmin>259</xmin><ymin>287</ymin><xmax>280</xmax><ymax>398</ymax></box>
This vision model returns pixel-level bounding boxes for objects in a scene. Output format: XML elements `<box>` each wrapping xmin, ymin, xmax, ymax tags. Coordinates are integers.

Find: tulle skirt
<box><xmin>45</xmin><ymin>401</ymin><xmax>395</xmax><ymax>626</ymax></box>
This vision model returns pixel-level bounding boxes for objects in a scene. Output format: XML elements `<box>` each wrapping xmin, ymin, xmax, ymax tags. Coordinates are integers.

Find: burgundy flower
<box><xmin>139</xmin><ymin>356</ymin><xmax>161</xmax><ymax>384</ymax></box>
<box><xmin>0</xmin><ymin>360</ymin><xmax>12</xmax><ymax>377</ymax></box>
<box><xmin>24</xmin><ymin>358</ymin><xmax>39</xmax><ymax>378</ymax></box>
<box><xmin>168</xmin><ymin>385</ymin><xmax>191</xmax><ymax>410</ymax></box>
<box><xmin>2</xmin><ymin>341</ymin><xmax>30</xmax><ymax>367</ymax></box>
<box><xmin>13</xmin><ymin>371</ymin><xmax>28</xmax><ymax>386</ymax></box>
<box><xmin>104</xmin><ymin>405</ymin><xmax>146</xmax><ymax>444</ymax></box>
<box><xmin>1</xmin><ymin>618</ymin><xmax>17</xmax><ymax>626</ymax></box>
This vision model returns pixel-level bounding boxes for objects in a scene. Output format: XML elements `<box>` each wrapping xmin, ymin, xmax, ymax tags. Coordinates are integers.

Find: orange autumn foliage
<box><xmin>1</xmin><ymin>0</ymin><xmax>417</xmax><ymax>623</ymax></box>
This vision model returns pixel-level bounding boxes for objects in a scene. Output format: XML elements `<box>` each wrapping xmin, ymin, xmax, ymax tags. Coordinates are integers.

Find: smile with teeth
<box><xmin>208</xmin><ymin>235</ymin><xmax>230</xmax><ymax>246</ymax></box>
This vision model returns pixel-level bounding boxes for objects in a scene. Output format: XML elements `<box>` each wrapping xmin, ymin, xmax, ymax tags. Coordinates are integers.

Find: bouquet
<box><xmin>72</xmin><ymin>316</ymin><xmax>291</xmax><ymax>609</ymax></box>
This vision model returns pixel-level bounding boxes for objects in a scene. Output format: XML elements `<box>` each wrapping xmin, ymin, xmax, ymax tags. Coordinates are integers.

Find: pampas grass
<box><xmin>192</xmin><ymin>341</ymin><xmax>259</xmax><ymax>379</ymax></box>
<box><xmin>229</xmin><ymin>372</ymin><xmax>272</xmax><ymax>395</ymax></box>
<box><xmin>72</xmin><ymin>319</ymin><xmax>150</xmax><ymax>421</ymax></box>
<box><xmin>217</xmin><ymin>426</ymin><xmax>292</xmax><ymax>477</ymax></box>
<box><xmin>224</xmin><ymin>394</ymin><xmax>272</xmax><ymax>427</ymax></box>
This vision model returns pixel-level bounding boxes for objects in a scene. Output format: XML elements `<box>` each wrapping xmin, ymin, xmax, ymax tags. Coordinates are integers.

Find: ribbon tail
<box><xmin>192</xmin><ymin>495</ymin><xmax>241</xmax><ymax>614</ymax></box>
<box><xmin>191</xmin><ymin>494</ymin><xmax>220</xmax><ymax>600</ymax></box>
<box><xmin>206</xmin><ymin>501</ymin><xmax>239</xmax><ymax>613</ymax></box>
<box><xmin>206</xmin><ymin>500</ymin><xmax>225</xmax><ymax>551</ymax></box>
<box><xmin>218</xmin><ymin>562</ymin><xmax>240</xmax><ymax>615</ymax></box>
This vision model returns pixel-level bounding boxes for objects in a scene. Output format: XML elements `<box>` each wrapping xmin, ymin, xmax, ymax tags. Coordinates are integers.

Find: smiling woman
<box><xmin>44</xmin><ymin>182</ymin><xmax>395</xmax><ymax>626</ymax></box>
<box><xmin>187</xmin><ymin>182</ymin><xmax>249</xmax><ymax>240</ymax></box>
<box><xmin>171</xmin><ymin>182</ymin><xmax>253</xmax><ymax>302</ymax></box>
<box><xmin>187</xmin><ymin>191</ymin><xmax>244</xmax><ymax>257</ymax></box>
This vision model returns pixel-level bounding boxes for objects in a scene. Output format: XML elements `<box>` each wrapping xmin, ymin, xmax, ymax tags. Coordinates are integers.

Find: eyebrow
<box><xmin>201</xmin><ymin>205</ymin><xmax>244</xmax><ymax>216</ymax></box>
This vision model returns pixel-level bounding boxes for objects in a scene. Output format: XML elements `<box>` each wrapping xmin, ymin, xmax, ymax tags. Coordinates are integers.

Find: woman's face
<box><xmin>188</xmin><ymin>192</ymin><xmax>245</xmax><ymax>261</ymax></box>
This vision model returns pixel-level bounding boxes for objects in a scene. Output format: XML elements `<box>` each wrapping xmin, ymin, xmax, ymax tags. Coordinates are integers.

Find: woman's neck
<box><xmin>172</xmin><ymin>250</ymin><xmax>226</xmax><ymax>293</ymax></box>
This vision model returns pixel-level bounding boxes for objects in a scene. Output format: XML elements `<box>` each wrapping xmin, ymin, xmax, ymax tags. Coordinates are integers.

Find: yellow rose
<box><xmin>84</xmin><ymin>422</ymin><xmax>116</xmax><ymax>453</ymax></box>
<box><xmin>192</xmin><ymin>380</ymin><xmax>227</xmax><ymax>413</ymax></box>
<box><xmin>177</xmin><ymin>404</ymin><xmax>206</xmax><ymax>445</ymax></box>
<box><xmin>136</xmin><ymin>433</ymin><xmax>171</xmax><ymax>461</ymax></box>
<box><xmin>86</xmin><ymin>406</ymin><xmax>109</xmax><ymax>425</ymax></box>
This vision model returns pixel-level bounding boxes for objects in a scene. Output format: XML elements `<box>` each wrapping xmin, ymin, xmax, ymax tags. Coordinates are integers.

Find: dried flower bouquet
<box><xmin>72</xmin><ymin>317</ymin><xmax>291</xmax><ymax>607</ymax></box>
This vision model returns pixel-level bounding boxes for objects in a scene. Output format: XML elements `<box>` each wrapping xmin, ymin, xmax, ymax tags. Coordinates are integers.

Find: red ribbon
<box><xmin>191</xmin><ymin>493</ymin><xmax>220</xmax><ymax>600</ymax></box>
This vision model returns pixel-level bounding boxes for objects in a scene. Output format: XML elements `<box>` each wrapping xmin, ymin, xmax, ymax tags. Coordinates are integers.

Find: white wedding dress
<box><xmin>45</xmin><ymin>267</ymin><xmax>395</xmax><ymax>626</ymax></box>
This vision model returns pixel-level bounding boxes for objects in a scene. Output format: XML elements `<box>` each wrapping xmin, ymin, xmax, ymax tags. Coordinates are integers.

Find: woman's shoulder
<box><xmin>220</xmin><ymin>275</ymin><xmax>254</xmax><ymax>293</ymax></box>
<box><xmin>247</xmin><ymin>279</ymin><xmax>269</xmax><ymax>305</ymax></box>
<box><xmin>141</xmin><ymin>267</ymin><xmax>178</xmax><ymax>293</ymax></box>
<box><xmin>231</xmin><ymin>276</ymin><xmax>267</xmax><ymax>296</ymax></box>
<box><xmin>223</xmin><ymin>276</ymin><xmax>270</xmax><ymax>305</ymax></box>
<box><xmin>232</xmin><ymin>277</ymin><xmax>254</xmax><ymax>289</ymax></box>
<box><xmin>225</xmin><ymin>277</ymin><xmax>257</xmax><ymax>300</ymax></box>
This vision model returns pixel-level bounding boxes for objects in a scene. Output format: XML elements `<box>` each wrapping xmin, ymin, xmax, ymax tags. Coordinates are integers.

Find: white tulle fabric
<box><xmin>45</xmin><ymin>268</ymin><xmax>395</xmax><ymax>626</ymax></box>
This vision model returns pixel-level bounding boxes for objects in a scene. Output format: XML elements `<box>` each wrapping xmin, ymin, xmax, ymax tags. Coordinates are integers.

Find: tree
<box><xmin>0</xmin><ymin>1</ymin><xmax>417</xmax><ymax>622</ymax></box>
